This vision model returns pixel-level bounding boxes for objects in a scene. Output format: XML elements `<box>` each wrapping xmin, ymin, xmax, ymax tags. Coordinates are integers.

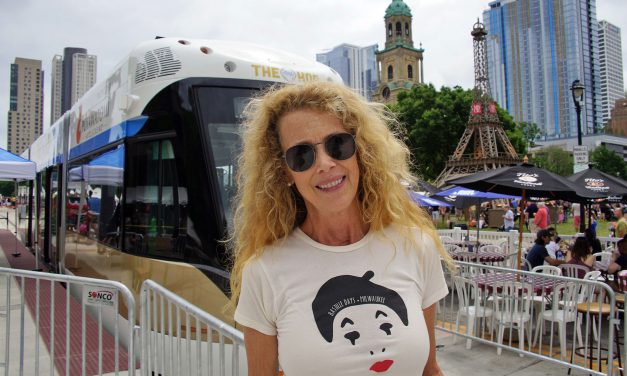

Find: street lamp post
<box><xmin>571</xmin><ymin>79</ymin><xmax>585</xmax><ymax>233</ymax></box>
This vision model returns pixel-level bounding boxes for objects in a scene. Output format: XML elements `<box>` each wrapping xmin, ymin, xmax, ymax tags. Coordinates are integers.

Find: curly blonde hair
<box><xmin>229</xmin><ymin>81</ymin><xmax>451</xmax><ymax>304</ymax></box>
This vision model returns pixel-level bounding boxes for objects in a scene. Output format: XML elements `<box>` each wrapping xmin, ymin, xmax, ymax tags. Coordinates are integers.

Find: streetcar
<box><xmin>19</xmin><ymin>37</ymin><xmax>342</xmax><ymax>324</ymax></box>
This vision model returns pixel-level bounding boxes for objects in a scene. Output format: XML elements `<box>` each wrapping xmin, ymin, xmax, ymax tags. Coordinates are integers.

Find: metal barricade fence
<box><xmin>0</xmin><ymin>267</ymin><xmax>136</xmax><ymax>376</ymax></box>
<box><xmin>437</xmin><ymin>261</ymin><xmax>622</xmax><ymax>376</ymax></box>
<box><xmin>140</xmin><ymin>279</ymin><xmax>245</xmax><ymax>376</ymax></box>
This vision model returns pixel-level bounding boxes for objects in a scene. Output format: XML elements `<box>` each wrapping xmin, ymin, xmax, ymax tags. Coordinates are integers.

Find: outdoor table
<box><xmin>451</xmin><ymin>250</ymin><xmax>505</xmax><ymax>264</ymax></box>
<box><xmin>472</xmin><ymin>272</ymin><xmax>556</xmax><ymax>296</ymax></box>
<box><xmin>450</xmin><ymin>240</ymin><xmax>483</xmax><ymax>252</ymax></box>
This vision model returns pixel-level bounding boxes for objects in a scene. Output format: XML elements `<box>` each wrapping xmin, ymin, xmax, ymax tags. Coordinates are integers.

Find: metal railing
<box><xmin>0</xmin><ymin>267</ymin><xmax>136</xmax><ymax>375</ymax></box>
<box><xmin>437</xmin><ymin>261</ymin><xmax>622</xmax><ymax>375</ymax></box>
<box><xmin>140</xmin><ymin>279</ymin><xmax>246</xmax><ymax>376</ymax></box>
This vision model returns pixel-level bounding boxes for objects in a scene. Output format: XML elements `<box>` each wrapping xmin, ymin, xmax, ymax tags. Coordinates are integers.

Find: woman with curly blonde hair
<box><xmin>231</xmin><ymin>81</ymin><xmax>450</xmax><ymax>376</ymax></box>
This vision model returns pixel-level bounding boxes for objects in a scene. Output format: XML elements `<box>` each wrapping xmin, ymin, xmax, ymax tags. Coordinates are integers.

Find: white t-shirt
<box><xmin>235</xmin><ymin>225</ymin><xmax>449</xmax><ymax>376</ymax></box>
<box><xmin>503</xmin><ymin>209</ymin><xmax>515</xmax><ymax>229</ymax></box>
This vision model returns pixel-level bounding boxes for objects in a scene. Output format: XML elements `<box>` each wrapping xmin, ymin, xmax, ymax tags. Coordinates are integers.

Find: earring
<box><xmin>287</xmin><ymin>181</ymin><xmax>294</xmax><ymax>187</ymax></box>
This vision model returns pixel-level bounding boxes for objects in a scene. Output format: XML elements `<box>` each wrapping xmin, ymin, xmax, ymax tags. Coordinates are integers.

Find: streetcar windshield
<box><xmin>194</xmin><ymin>86</ymin><xmax>256</xmax><ymax>230</ymax></box>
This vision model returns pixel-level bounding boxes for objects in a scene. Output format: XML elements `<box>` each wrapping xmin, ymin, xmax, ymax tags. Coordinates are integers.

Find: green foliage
<box><xmin>0</xmin><ymin>181</ymin><xmax>14</xmax><ymax>197</ymax></box>
<box><xmin>590</xmin><ymin>145</ymin><xmax>627</xmax><ymax>179</ymax></box>
<box><xmin>519</xmin><ymin>122</ymin><xmax>542</xmax><ymax>148</ymax></box>
<box><xmin>391</xmin><ymin>85</ymin><xmax>525</xmax><ymax>181</ymax></box>
<box><xmin>392</xmin><ymin>84</ymin><xmax>472</xmax><ymax>181</ymax></box>
<box><xmin>530</xmin><ymin>146</ymin><xmax>573</xmax><ymax>176</ymax></box>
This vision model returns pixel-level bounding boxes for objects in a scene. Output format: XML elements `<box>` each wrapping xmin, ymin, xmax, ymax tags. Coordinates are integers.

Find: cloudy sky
<box><xmin>0</xmin><ymin>0</ymin><xmax>626</xmax><ymax>149</ymax></box>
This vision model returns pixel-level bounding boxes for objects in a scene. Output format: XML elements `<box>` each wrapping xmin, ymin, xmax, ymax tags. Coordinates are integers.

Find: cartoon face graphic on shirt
<box><xmin>312</xmin><ymin>271</ymin><xmax>409</xmax><ymax>373</ymax></box>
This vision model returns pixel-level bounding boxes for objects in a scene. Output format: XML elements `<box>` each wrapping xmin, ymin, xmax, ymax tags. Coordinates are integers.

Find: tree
<box><xmin>519</xmin><ymin>122</ymin><xmax>542</xmax><ymax>148</ymax></box>
<box><xmin>391</xmin><ymin>84</ymin><xmax>471</xmax><ymax>180</ymax></box>
<box><xmin>0</xmin><ymin>181</ymin><xmax>14</xmax><ymax>197</ymax></box>
<box><xmin>391</xmin><ymin>84</ymin><xmax>526</xmax><ymax>181</ymax></box>
<box><xmin>590</xmin><ymin>145</ymin><xmax>627</xmax><ymax>179</ymax></box>
<box><xmin>530</xmin><ymin>146</ymin><xmax>573</xmax><ymax>176</ymax></box>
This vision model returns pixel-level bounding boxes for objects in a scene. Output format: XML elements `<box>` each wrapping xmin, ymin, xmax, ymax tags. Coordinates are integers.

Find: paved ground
<box><xmin>435</xmin><ymin>330</ymin><xmax>596</xmax><ymax>376</ymax></box>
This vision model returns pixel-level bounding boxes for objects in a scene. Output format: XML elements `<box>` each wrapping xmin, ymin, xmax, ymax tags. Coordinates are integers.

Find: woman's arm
<box><xmin>584</xmin><ymin>254</ymin><xmax>595</xmax><ymax>268</ymax></box>
<box><xmin>242</xmin><ymin>326</ymin><xmax>278</xmax><ymax>376</ymax></box>
<box><xmin>422</xmin><ymin>303</ymin><xmax>444</xmax><ymax>376</ymax></box>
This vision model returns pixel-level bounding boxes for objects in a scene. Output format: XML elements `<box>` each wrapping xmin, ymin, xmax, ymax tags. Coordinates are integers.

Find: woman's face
<box><xmin>278</xmin><ymin>108</ymin><xmax>360</xmax><ymax>220</ymax></box>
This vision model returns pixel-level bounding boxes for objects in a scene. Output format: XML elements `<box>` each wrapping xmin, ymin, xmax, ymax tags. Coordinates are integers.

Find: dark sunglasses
<box><xmin>283</xmin><ymin>133</ymin><xmax>356</xmax><ymax>172</ymax></box>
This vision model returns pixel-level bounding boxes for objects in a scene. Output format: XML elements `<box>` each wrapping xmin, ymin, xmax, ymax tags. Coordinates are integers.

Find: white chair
<box><xmin>531</xmin><ymin>265</ymin><xmax>561</xmax><ymax>276</ymax></box>
<box><xmin>493</xmin><ymin>281</ymin><xmax>534</xmax><ymax>355</ymax></box>
<box><xmin>503</xmin><ymin>252</ymin><xmax>519</xmax><ymax>269</ymax></box>
<box><xmin>558</xmin><ymin>264</ymin><xmax>590</xmax><ymax>279</ymax></box>
<box><xmin>444</xmin><ymin>243</ymin><xmax>462</xmax><ymax>255</ymax></box>
<box><xmin>456</xmin><ymin>251</ymin><xmax>480</xmax><ymax>277</ymax></box>
<box><xmin>495</xmin><ymin>238</ymin><xmax>510</xmax><ymax>254</ymax></box>
<box><xmin>533</xmin><ymin>282</ymin><xmax>579</xmax><ymax>360</ymax></box>
<box><xmin>440</xmin><ymin>235</ymin><xmax>454</xmax><ymax>244</ymax></box>
<box><xmin>521</xmin><ymin>257</ymin><xmax>533</xmax><ymax>272</ymax></box>
<box><xmin>591</xmin><ymin>251</ymin><xmax>613</xmax><ymax>272</ymax></box>
<box><xmin>453</xmin><ymin>276</ymin><xmax>493</xmax><ymax>349</ymax></box>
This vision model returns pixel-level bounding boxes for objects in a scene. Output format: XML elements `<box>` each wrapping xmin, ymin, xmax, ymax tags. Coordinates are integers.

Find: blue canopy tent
<box><xmin>435</xmin><ymin>186</ymin><xmax>519</xmax><ymax>241</ymax></box>
<box><xmin>0</xmin><ymin>148</ymin><xmax>36</xmax><ymax>257</ymax></box>
<box><xmin>409</xmin><ymin>191</ymin><xmax>452</xmax><ymax>208</ymax></box>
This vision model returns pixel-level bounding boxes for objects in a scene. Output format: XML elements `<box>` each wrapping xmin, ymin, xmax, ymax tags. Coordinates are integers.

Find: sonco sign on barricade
<box><xmin>0</xmin><ymin>267</ymin><xmax>136</xmax><ymax>375</ymax></box>
<box><xmin>84</xmin><ymin>287</ymin><xmax>117</xmax><ymax>307</ymax></box>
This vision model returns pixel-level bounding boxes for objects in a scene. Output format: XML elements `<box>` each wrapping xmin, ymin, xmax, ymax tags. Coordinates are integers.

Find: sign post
<box><xmin>573</xmin><ymin>145</ymin><xmax>588</xmax><ymax>174</ymax></box>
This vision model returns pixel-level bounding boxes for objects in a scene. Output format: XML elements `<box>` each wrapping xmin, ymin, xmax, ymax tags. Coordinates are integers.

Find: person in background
<box><xmin>526</xmin><ymin>229</ymin><xmax>566</xmax><ymax>269</ymax></box>
<box><xmin>584</xmin><ymin>227</ymin><xmax>602</xmax><ymax>254</ymax></box>
<box><xmin>616</xmin><ymin>207</ymin><xmax>627</xmax><ymax>239</ymax></box>
<box><xmin>557</xmin><ymin>206</ymin><xmax>565</xmax><ymax>224</ymax></box>
<box><xmin>567</xmin><ymin>237</ymin><xmax>593</xmax><ymax>278</ymax></box>
<box><xmin>525</xmin><ymin>202</ymin><xmax>538</xmax><ymax>232</ymax></box>
<box><xmin>502</xmin><ymin>204</ymin><xmax>515</xmax><ymax>231</ymax></box>
<box><xmin>608</xmin><ymin>237</ymin><xmax>627</xmax><ymax>274</ymax></box>
<box><xmin>545</xmin><ymin>227</ymin><xmax>559</xmax><ymax>260</ymax></box>
<box><xmin>231</xmin><ymin>82</ymin><xmax>451</xmax><ymax>376</ymax></box>
<box><xmin>572</xmin><ymin>202</ymin><xmax>581</xmax><ymax>232</ymax></box>
<box><xmin>533</xmin><ymin>202</ymin><xmax>549</xmax><ymax>231</ymax></box>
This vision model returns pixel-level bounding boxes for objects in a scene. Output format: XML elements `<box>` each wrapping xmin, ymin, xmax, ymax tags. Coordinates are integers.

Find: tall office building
<box><xmin>316</xmin><ymin>43</ymin><xmax>378</xmax><ymax>99</ymax></box>
<box><xmin>50</xmin><ymin>47</ymin><xmax>97</xmax><ymax>123</ymax></box>
<box><xmin>484</xmin><ymin>0</ymin><xmax>602</xmax><ymax>139</ymax></box>
<box><xmin>598</xmin><ymin>20</ymin><xmax>624</xmax><ymax>127</ymax></box>
<box><xmin>6</xmin><ymin>58</ymin><xmax>44</xmax><ymax>154</ymax></box>
<box><xmin>50</xmin><ymin>55</ymin><xmax>63</xmax><ymax>123</ymax></box>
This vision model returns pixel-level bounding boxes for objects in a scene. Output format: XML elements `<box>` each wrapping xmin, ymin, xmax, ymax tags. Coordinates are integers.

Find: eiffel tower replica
<box><xmin>434</xmin><ymin>20</ymin><xmax>520</xmax><ymax>187</ymax></box>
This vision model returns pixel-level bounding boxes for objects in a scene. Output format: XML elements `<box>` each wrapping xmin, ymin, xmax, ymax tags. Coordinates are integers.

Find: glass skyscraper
<box><xmin>598</xmin><ymin>20</ymin><xmax>624</xmax><ymax>127</ymax></box>
<box><xmin>484</xmin><ymin>0</ymin><xmax>602</xmax><ymax>138</ymax></box>
<box><xmin>316</xmin><ymin>43</ymin><xmax>378</xmax><ymax>100</ymax></box>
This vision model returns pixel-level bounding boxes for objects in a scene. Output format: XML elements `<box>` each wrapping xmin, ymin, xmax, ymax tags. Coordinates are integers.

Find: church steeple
<box><xmin>384</xmin><ymin>0</ymin><xmax>414</xmax><ymax>50</ymax></box>
<box><xmin>374</xmin><ymin>0</ymin><xmax>424</xmax><ymax>103</ymax></box>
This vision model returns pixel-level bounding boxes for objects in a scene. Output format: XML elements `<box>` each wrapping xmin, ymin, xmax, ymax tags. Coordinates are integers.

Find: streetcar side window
<box><xmin>66</xmin><ymin>146</ymin><xmax>124</xmax><ymax>251</ymax></box>
<box><xmin>194</xmin><ymin>87</ymin><xmax>255</xmax><ymax>230</ymax></box>
<box><xmin>124</xmin><ymin>139</ymin><xmax>187</xmax><ymax>260</ymax></box>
